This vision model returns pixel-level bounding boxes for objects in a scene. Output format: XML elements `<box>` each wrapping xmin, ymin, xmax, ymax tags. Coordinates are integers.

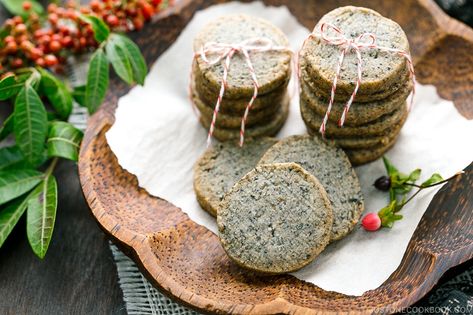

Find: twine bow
<box><xmin>194</xmin><ymin>38</ymin><xmax>291</xmax><ymax>146</ymax></box>
<box><xmin>303</xmin><ymin>22</ymin><xmax>416</xmax><ymax>135</ymax></box>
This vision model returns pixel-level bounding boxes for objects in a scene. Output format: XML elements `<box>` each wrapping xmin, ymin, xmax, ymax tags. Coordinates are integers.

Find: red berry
<box><xmin>49</xmin><ymin>41</ymin><xmax>62</xmax><ymax>52</ymax></box>
<box><xmin>15</xmin><ymin>23</ymin><xmax>27</xmax><ymax>34</ymax></box>
<box><xmin>90</xmin><ymin>0</ymin><xmax>101</xmax><ymax>12</ymax></box>
<box><xmin>4</xmin><ymin>35</ymin><xmax>15</xmax><ymax>43</ymax></box>
<box><xmin>48</xmin><ymin>13</ymin><xmax>59</xmax><ymax>25</ymax></box>
<box><xmin>36</xmin><ymin>57</ymin><xmax>45</xmax><ymax>67</ymax></box>
<box><xmin>13</xmin><ymin>16</ymin><xmax>23</xmax><ymax>24</ymax></box>
<box><xmin>22</xmin><ymin>1</ymin><xmax>32</xmax><ymax>11</ymax></box>
<box><xmin>5</xmin><ymin>19</ymin><xmax>14</xmax><ymax>27</ymax></box>
<box><xmin>106</xmin><ymin>15</ymin><xmax>119</xmax><ymax>27</ymax></box>
<box><xmin>5</xmin><ymin>41</ymin><xmax>17</xmax><ymax>54</ymax></box>
<box><xmin>11</xmin><ymin>58</ymin><xmax>23</xmax><ymax>68</ymax></box>
<box><xmin>44</xmin><ymin>54</ymin><xmax>58</xmax><ymax>66</ymax></box>
<box><xmin>79</xmin><ymin>37</ymin><xmax>86</xmax><ymax>47</ymax></box>
<box><xmin>152</xmin><ymin>0</ymin><xmax>162</xmax><ymax>6</ymax></box>
<box><xmin>132</xmin><ymin>17</ymin><xmax>144</xmax><ymax>31</ymax></box>
<box><xmin>61</xmin><ymin>36</ymin><xmax>72</xmax><ymax>47</ymax></box>
<box><xmin>47</xmin><ymin>3</ymin><xmax>58</xmax><ymax>13</ymax></box>
<box><xmin>362</xmin><ymin>213</ymin><xmax>381</xmax><ymax>232</ymax></box>
<box><xmin>140</xmin><ymin>3</ymin><xmax>154</xmax><ymax>21</ymax></box>
<box><xmin>20</xmin><ymin>40</ymin><xmax>33</xmax><ymax>51</ymax></box>
<box><xmin>51</xmin><ymin>34</ymin><xmax>61</xmax><ymax>42</ymax></box>
<box><xmin>29</xmin><ymin>48</ymin><xmax>43</xmax><ymax>60</ymax></box>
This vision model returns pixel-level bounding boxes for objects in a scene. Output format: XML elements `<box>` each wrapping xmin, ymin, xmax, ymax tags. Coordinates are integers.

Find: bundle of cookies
<box><xmin>195</xmin><ymin>135</ymin><xmax>364</xmax><ymax>273</ymax></box>
<box><xmin>191</xmin><ymin>15</ymin><xmax>292</xmax><ymax>143</ymax></box>
<box><xmin>299</xmin><ymin>7</ymin><xmax>414</xmax><ymax>165</ymax></box>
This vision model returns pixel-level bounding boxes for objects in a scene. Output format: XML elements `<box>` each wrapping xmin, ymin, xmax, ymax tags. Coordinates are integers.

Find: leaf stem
<box><xmin>401</xmin><ymin>171</ymin><xmax>464</xmax><ymax>207</ymax></box>
<box><xmin>45</xmin><ymin>158</ymin><xmax>59</xmax><ymax>178</ymax></box>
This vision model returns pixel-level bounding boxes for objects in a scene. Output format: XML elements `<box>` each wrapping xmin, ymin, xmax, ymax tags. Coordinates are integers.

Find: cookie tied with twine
<box><xmin>190</xmin><ymin>15</ymin><xmax>293</xmax><ymax>146</ymax></box>
<box><xmin>299</xmin><ymin>6</ymin><xmax>416</xmax><ymax>136</ymax></box>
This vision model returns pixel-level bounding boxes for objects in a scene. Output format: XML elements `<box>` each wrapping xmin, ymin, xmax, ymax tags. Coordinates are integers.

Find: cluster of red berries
<box><xmin>0</xmin><ymin>0</ymin><xmax>168</xmax><ymax>73</ymax></box>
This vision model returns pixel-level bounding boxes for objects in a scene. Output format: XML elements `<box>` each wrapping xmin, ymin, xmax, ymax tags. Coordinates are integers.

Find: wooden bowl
<box><xmin>78</xmin><ymin>0</ymin><xmax>473</xmax><ymax>313</ymax></box>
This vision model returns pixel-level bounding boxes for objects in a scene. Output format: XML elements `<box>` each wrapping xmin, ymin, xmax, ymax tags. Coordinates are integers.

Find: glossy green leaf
<box><xmin>79</xmin><ymin>14</ymin><xmax>110</xmax><ymax>43</ymax></box>
<box><xmin>13</xmin><ymin>85</ymin><xmax>48</xmax><ymax>166</ymax></box>
<box><xmin>408</xmin><ymin>169</ymin><xmax>421</xmax><ymax>182</ymax></box>
<box><xmin>47</xmin><ymin>121</ymin><xmax>83</xmax><ymax>161</ymax></box>
<box><xmin>0</xmin><ymin>114</ymin><xmax>13</xmax><ymax>140</ymax></box>
<box><xmin>26</xmin><ymin>174</ymin><xmax>57</xmax><ymax>259</ymax></box>
<box><xmin>38</xmin><ymin>69</ymin><xmax>73</xmax><ymax>119</ymax></box>
<box><xmin>72</xmin><ymin>85</ymin><xmax>86</xmax><ymax>107</ymax></box>
<box><xmin>0</xmin><ymin>73</ymin><xmax>29</xmax><ymax>100</ymax></box>
<box><xmin>0</xmin><ymin>146</ymin><xmax>27</xmax><ymax>171</ymax></box>
<box><xmin>106</xmin><ymin>39</ymin><xmax>134</xmax><ymax>84</ymax></box>
<box><xmin>0</xmin><ymin>0</ymin><xmax>44</xmax><ymax>19</ymax></box>
<box><xmin>108</xmin><ymin>34</ymin><xmax>147</xmax><ymax>85</ymax></box>
<box><xmin>0</xmin><ymin>196</ymin><xmax>29</xmax><ymax>248</ymax></box>
<box><xmin>85</xmin><ymin>49</ymin><xmax>109</xmax><ymax>114</ymax></box>
<box><xmin>421</xmin><ymin>173</ymin><xmax>444</xmax><ymax>187</ymax></box>
<box><xmin>0</xmin><ymin>169</ymin><xmax>43</xmax><ymax>206</ymax></box>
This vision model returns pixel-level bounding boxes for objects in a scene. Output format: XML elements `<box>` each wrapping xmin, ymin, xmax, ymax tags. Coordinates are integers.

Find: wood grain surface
<box><xmin>78</xmin><ymin>0</ymin><xmax>473</xmax><ymax>313</ymax></box>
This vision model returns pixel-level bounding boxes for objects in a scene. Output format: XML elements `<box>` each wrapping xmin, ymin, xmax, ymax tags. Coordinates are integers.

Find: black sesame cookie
<box><xmin>200</xmin><ymin>95</ymin><xmax>290</xmax><ymax>142</ymax></box>
<box><xmin>300</xmin><ymin>99</ymin><xmax>408</xmax><ymax>137</ymax></box>
<box><xmin>217</xmin><ymin>163</ymin><xmax>333</xmax><ymax>274</ymax></box>
<box><xmin>193</xmin><ymin>14</ymin><xmax>292</xmax><ymax>99</ymax></box>
<box><xmin>258</xmin><ymin>135</ymin><xmax>364</xmax><ymax>241</ymax></box>
<box><xmin>191</xmin><ymin>85</ymin><xmax>284</xmax><ymax>129</ymax></box>
<box><xmin>300</xmin><ymin>76</ymin><xmax>412</xmax><ymax>126</ymax></box>
<box><xmin>306</xmin><ymin>124</ymin><xmax>401</xmax><ymax>150</ymax></box>
<box><xmin>193</xmin><ymin>60</ymin><xmax>289</xmax><ymax>114</ymax></box>
<box><xmin>300</xmin><ymin>6</ymin><xmax>410</xmax><ymax>98</ymax></box>
<box><xmin>344</xmin><ymin>134</ymin><xmax>399</xmax><ymax>165</ymax></box>
<box><xmin>193</xmin><ymin>137</ymin><xmax>278</xmax><ymax>217</ymax></box>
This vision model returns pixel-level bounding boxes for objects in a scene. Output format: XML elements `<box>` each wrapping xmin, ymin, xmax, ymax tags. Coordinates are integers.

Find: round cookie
<box><xmin>300</xmin><ymin>76</ymin><xmax>412</xmax><ymax>126</ymax></box>
<box><xmin>300</xmin><ymin>99</ymin><xmax>408</xmax><ymax>137</ymax></box>
<box><xmin>217</xmin><ymin>163</ymin><xmax>333</xmax><ymax>274</ymax></box>
<box><xmin>193</xmin><ymin>60</ymin><xmax>289</xmax><ymax>114</ymax></box>
<box><xmin>300</xmin><ymin>6</ymin><xmax>410</xmax><ymax>98</ymax></box>
<box><xmin>193</xmin><ymin>14</ymin><xmax>292</xmax><ymax>98</ymax></box>
<box><xmin>344</xmin><ymin>134</ymin><xmax>399</xmax><ymax>165</ymax></box>
<box><xmin>306</xmin><ymin>124</ymin><xmax>401</xmax><ymax>150</ymax></box>
<box><xmin>300</xmin><ymin>59</ymin><xmax>410</xmax><ymax>103</ymax></box>
<box><xmin>258</xmin><ymin>135</ymin><xmax>364</xmax><ymax>241</ymax></box>
<box><xmin>193</xmin><ymin>138</ymin><xmax>278</xmax><ymax>217</ymax></box>
<box><xmin>200</xmin><ymin>95</ymin><xmax>290</xmax><ymax>142</ymax></box>
<box><xmin>191</xmin><ymin>85</ymin><xmax>284</xmax><ymax>129</ymax></box>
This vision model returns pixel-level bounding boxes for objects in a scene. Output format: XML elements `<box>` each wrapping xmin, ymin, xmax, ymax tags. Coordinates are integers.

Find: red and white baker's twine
<box><xmin>193</xmin><ymin>38</ymin><xmax>292</xmax><ymax>147</ymax></box>
<box><xmin>301</xmin><ymin>23</ymin><xmax>417</xmax><ymax>136</ymax></box>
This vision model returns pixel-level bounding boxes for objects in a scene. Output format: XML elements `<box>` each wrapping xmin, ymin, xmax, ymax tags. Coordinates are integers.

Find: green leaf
<box><xmin>79</xmin><ymin>14</ymin><xmax>110</xmax><ymax>43</ymax></box>
<box><xmin>26</xmin><ymin>174</ymin><xmax>57</xmax><ymax>259</ymax></box>
<box><xmin>85</xmin><ymin>49</ymin><xmax>109</xmax><ymax>114</ymax></box>
<box><xmin>0</xmin><ymin>0</ymin><xmax>44</xmax><ymax>19</ymax></box>
<box><xmin>0</xmin><ymin>169</ymin><xmax>43</xmax><ymax>206</ymax></box>
<box><xmin>47</xmin><ymin>121</ymin><xmax>83</xmax><ymax>161</ymax></box>
<box><xmin>0</xmin><ymin>73</ymin><xmax>29</xmax><ymax>100</ymax></box>
<box><xmin>421</xmin><ymin>173</ymin><xmax>444</xmax><ymax>187</ymax></box>
<box><xmin>408</xmin><ymin>169</ymin><xmax>421</xmax><ymax>182</ymax></box>
<box><xmin>72</xmin><ymin>85</ymin><xmax>86</xmax><ymax>107</ymax></box>
<box><xmin>13</xmin><ymin>85</ymin><xmax>48</xmax><ymax>166</ymax></box>
<box><xmin>0</xmin><ymin>196</ymin><xmax>29</xmax><ymax>248</ymax></box>
<box><xmin>106</xmin><ymin>39</ymin><xmax>134</xmax><ymax>84</ymax></box>
<box><xmin>38</xmin><ymin>69</ymin><xmax>73</xmax><ymax>120</ymax></box>
<box><xmin>0</xmin><ymin>146</ymin><xmax>27</xmax><ymax>171</ymax></box>
<box><xmin>108</xmin><ymin>34</ymin><xmax>147</xmax><ymax>85</ymax></box>
<box><xmin>382</xmin><ymin>156</ymin><xmax>399</xmax><ymax>177</ymax></box>
<box><xmin>0</xmin><ymin>114</ymin><xmax>14</xmax><ymax>140</ymax></box>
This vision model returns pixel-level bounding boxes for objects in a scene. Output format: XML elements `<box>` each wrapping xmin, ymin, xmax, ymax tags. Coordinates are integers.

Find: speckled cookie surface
<box><xmin>193</xmin><ymin>60</ymin><xmax>289</xmax><ymax>113</ymax></box>
<box><xmin>258</xmin><ymin>135</ymin><xmax>364</xmax><ymax>241</ymax></box>
<box><xmin>217</xmin><ymin>163</ymin><xmax>333</xmax><ymax>274</ymax></box>
<box><xmin>300</xmin><ymin>6</ymin><xmax>410</xmax><ymax>97</ymax></box>
<box><xmin>191</xmin><ymin>85</ymin><xmax>284</xmax><ymax>128</ymax></box>
<box><xmin>193</xmin><ymin>15</ymin><xmax>291</xmax><ymax>98</ymax></box>
<box><xmin>300</xmin><ymin>99</ymin><xmax>408</xmax><ymax>137</ymax></box>
<box><xmin>344</xmin><ymin>134</ymin><xmax>399</xmax><ymax>165</ymax></box>
<box><xmin>300</xmin><ymin>76</ymin><xmax>412</xmax><ymax>126</ymax></box>
<box><xmin>200</xmin><ymin>95</ymin><xmax>289</xmax><ymax>142</ymax></box>
<box><xmin>194</xmin><ymin>138</ymin><xmax>278</xmax><ymax>217</ymax></box>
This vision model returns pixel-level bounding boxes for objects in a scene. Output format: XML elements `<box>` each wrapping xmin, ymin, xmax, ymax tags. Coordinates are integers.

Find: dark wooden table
<box><xmin>0</xmin><ymin>1</ymin><xmax>472</xmax><ymax>315</ymax></box>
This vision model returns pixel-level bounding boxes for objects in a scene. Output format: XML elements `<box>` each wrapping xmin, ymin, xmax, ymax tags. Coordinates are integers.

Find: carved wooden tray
<box><xmin>78</xmin><ymin>0</ymin><xmax>473</xmax><ymax>313</ymax></box>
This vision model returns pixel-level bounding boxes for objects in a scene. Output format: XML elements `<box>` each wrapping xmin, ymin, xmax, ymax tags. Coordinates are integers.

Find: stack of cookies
<box><xmin>191</xmin><ymin>14</ymin><xmax>292</xmax><ymax>142</ymax></box>
<box><xmin>299</xmin><ymin>6</ymin><xmax>413</xmax><ymax>165</ymax></box>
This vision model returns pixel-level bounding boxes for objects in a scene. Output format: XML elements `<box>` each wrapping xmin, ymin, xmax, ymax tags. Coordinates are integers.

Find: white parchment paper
<box><xmin>105</xmin><ymin>2</ymin><xmax>473</xmax><ymax>296</ymax></box>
